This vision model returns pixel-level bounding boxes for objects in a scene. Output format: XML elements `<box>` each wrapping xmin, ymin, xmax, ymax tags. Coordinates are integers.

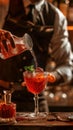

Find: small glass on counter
<box><xmin>0</xmin><ymin>90</ymin><xmax>16</xmax><ymax>123</ymax></box>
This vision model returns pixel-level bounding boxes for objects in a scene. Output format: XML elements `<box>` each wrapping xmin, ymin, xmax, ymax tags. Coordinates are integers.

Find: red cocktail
<box><xmin>24</xmin><ymin>71</ymin><xmax>47</xmax><ymax>94</ymax></box>
<box><xmin>23</xmin><ymin>71</ymin><xmax>48</xmax><ymax>119</ymax></box>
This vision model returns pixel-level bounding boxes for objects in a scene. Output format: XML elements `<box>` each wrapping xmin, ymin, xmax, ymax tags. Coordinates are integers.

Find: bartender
<box><xmin>0</xmin><ymin>0</ymin><xmax>73</xmax><ymax>112</ymax></box>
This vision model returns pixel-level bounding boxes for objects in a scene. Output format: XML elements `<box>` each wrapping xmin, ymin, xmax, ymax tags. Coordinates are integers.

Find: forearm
<box><xmin>0</xmin><ymin>80</ymin><xmax>10</xmax><ymax>89</ymax></box>
<box><xmin>47</xmin><ymin>64</ymin><xmax>73</xmax><ymax>86</ymax></box>
<box><xmin>0</xmin><ymin>80</ymin><xmax>23</xmax><ymax>91</ymax></box>
<box><xmin>55</xmin><ymin>65</ymin><xmax>73</xmax><ymax>84</ymax></box>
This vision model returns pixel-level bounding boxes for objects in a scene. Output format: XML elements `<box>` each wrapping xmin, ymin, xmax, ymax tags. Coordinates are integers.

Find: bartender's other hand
<box><xmin>21</xmin><ymin>82</ymin><xmax>26</xmax><ymax>87</ymax></box>
<box><xmin>0</xmin><ymin>29</ymin><xmax>15</xmax><ymax>51</ymax></box>
<box><xmin>47</xmin><ymin>73</ymin><xmax>56</xmax><ymax>83</ymax></box>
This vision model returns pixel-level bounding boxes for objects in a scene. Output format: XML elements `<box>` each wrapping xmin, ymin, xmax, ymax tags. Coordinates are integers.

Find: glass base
<box><xmin>16</xmin><ymin>112</ymin><xmax>48</xmax><ymax>121</ymax></box>
<box><xmin>0</xmin><ymin>117</ymin><xmax>17</xmax><ymax>124</ymax></box>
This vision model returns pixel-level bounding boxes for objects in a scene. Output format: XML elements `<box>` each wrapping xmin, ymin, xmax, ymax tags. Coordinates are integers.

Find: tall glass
<box><xmin>23</xmin><ymin>70</ymin><xmax>48</xmax><ymax>120</ymax></box>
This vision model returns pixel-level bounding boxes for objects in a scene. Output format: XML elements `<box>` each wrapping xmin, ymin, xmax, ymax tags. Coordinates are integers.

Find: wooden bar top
<box><xmin>15</xmin><ymin>112</ymin><xmax>73</xmax><ymax>126</ymax></box>
<box><xmin>0</xmin><ymin>112</ymin><xmax>73</xmax><ymax>128</ymax></box>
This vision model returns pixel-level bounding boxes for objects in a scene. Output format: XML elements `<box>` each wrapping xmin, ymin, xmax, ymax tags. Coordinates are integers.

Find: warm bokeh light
<box><xmin>0</xmin><ymin>0</ymin><xmax>9</xmax><ymax>5</ymax></box>
<box><xmin>67</xmin><ymin>26</ymin><xmax>73</xmax><ymax>31</ymax></box>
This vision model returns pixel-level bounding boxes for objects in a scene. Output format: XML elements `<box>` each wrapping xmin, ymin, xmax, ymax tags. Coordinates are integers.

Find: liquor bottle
<box><xmin>67</xmin><ymin>0</ymin><xmax>73</xmax><ymax>23</ymax></box>
<box><xmin>53</xmin><ymin>0</ymin><xmax>58</xmax><ymax>7</ymax></box>
<box><xmin>47</xmin><ymin>0</ymin><xmax>53</xmax><ymax>3</ymax></box>
<box><xmin>69</xmin><ymin>0</ymin><xmax>73</xmax><ymax>7</ymax></box>
<box><xmin>59</xmin><ymin>0</ymin><xmax>69</xmax><ymax>17</ymax></box>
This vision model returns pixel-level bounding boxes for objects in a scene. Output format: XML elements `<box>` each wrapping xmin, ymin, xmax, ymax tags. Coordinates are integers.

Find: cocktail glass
<box><xmin>23</xmin><ymin>70</ymin><xmax>48</xmax><ymax>120</ymax></box>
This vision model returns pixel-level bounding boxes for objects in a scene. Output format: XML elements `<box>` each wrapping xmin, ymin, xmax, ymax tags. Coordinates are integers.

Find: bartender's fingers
<box><xmin>0</xmin><ymin>31</ymin><xmax>8</xmax><ymax>51</ymax></box>
<box><xmin>2</xmin><ymin>39</ymin><xmax>8</xmax><ymax>51</ymax></box>
<box><xmin>0</xmin><ymin>29</ymin><xmax>15</xmax><ymax>51</ymax></box>
<box><xmin>5</xmin><ymin>31</ymin><xmax>15</xmax><ymax>48</ymax></box>
<box><xmin>47</xmin><ymin>73</ymin><xmax>56</xmax><ymax>83</ymax></box>
<box><xmin>21</xmin><ymin>82</ymin><xmax>26</xmax><ymax>87</ymax></box>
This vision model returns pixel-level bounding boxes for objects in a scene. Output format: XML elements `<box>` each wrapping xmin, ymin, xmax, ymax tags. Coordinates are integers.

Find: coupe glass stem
<box><xmin>34</xmin><ymin>94</ymin><xmax>39</xmax><ymax>116</ymax></box>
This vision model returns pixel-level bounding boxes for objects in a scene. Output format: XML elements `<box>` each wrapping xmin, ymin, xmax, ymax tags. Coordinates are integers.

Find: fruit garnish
<box><xmin>24</xmin><ymin>65</ymin><xmax>35</xmax><ymax>72</ymax></box>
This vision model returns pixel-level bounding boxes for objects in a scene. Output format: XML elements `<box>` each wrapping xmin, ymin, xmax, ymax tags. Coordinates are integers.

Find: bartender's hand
<box><xmin>0</xmin><ymin>29</ymin><xmax>15</xmax><ymax>52</ymax></box>
<box><xmin>47</xmin><ymin>72</ymin><xmax>64</xmax><ymax>84</ymax></box>
<box><xmin>47</xmin><ymin>73</ymin><xmax>56</xmax><ymax>83</ymax></box>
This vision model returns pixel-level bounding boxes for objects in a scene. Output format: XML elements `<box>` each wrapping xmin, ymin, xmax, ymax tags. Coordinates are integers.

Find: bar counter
<box><xmin>1</xmin><ymin>112</ymin><xmax>73</xmax><ymax>130</ymax></box>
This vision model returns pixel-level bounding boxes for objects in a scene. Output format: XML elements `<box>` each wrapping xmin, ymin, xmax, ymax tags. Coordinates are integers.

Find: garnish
<box><xmin>24</xmin><ymin>65</ymin><xmax>35</xmax><ymax>72</ymax></box>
